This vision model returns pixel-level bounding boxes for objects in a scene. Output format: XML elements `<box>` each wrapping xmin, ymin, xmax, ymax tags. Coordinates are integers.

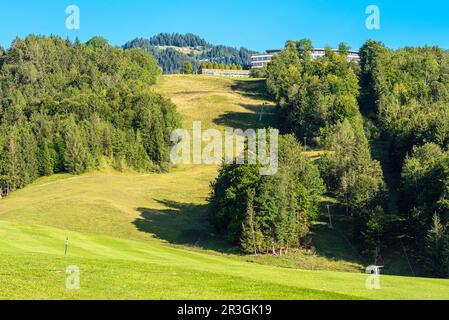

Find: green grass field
<box><xmin>0</xmin><ymin>75</ymin><xmax>448</xmax><ymax>300</ymax></box>
<box><xmin>2</xmin><ymin>220</ymin><xmax>449</xmax><ymax>300</ymax></box>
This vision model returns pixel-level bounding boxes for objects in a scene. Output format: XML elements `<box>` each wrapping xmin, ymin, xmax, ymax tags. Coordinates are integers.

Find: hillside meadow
<box><xmin>0</xmin><ymin>76</ymin><xmax>448</xmax><ymax>299</ymax></box>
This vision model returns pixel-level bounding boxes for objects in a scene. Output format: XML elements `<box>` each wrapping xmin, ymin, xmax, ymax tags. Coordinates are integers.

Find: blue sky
<box><xmin>0</xmin><ymin>0</ymin><xmax>448</xmax><ymax>51</ymax></box>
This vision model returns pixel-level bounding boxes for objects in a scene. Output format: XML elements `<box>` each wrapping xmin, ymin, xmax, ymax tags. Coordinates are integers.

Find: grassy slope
<box><xmin>2</xmin><ymin>220</ymin><xmax>449</xmax><ymax>300</ymax></box>
<box><xmin>0</xmin><ymin>75</ymin><xmax>448</xmax><ymax>299</ymax></box>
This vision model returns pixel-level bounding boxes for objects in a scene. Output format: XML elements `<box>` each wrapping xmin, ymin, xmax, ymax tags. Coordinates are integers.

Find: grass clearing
<box><xmin>1</xmin><ymin>220</ymin><xmax>449</xmax><ymax>300</ymax></box>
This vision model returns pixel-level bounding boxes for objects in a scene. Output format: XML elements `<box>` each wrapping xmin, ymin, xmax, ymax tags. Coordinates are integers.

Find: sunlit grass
<box><xmin>1</xmin><ymin>75</ymin><xmax>448</xmax><ymax>299</ymax></box>
<box><xmin>1</xmin><ymin>221</ymin><xmax>449</xmax><ymax>300</ymax></box>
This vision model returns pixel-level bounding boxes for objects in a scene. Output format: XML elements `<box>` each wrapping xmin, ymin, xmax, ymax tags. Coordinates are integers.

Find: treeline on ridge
<box><xmin>0</xmin><ymin>35</ymin><xmax>180</xmax><ymax>197</ymax></box>
<box><xmin>123</xmin><ymin>33</ymin><xmax>255</xmax><ymax>74</ymax></box>
<box><xmin>145</xmin><ymin>33</ymin><xmax>209</xmax><ymax>47</ymax></box>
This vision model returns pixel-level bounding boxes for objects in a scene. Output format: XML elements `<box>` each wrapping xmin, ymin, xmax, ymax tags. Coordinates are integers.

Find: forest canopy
<box><xmin>360</xmin><ymin>41</ymin><xmax>449</xmax><ymax>277</ymax></box>
<box><xmin>263</xmin><ymin>40</ymin><xmax>387</xmax><ymax>262</ymax></box>
<box><xmin>0</xmin><ymin>35</ymin><xmax>180</xmax><ymax>196</ymax></box>
<box><xmin>123</xmin><ymin>33</ymin><xmax>255</xmax><ymax>74</ymax></box>
<box><xmin>260</xmin><ymin>38</ymin><xmax>449</xmax><ymax>277</ymax></box>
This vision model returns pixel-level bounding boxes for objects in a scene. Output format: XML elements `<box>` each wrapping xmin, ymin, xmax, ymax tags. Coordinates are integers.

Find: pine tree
<box><xmin>18</xmin><ymin>125</ymin><xmax>39</xmax><ymax>186</ymax></box>
<box><xmin>6</xmin><ymin>130</ymin><xmax>20</xmax><ymax>193</ymax></box>
<box><xmin>37</xmin><ymin>141</ymin><xmax>56</xmax><ymax>176</ymax></box>
<box><xmin>425</xmin><ymin>214</ymin><xmax>447</xmax><ymax>277</ymax></box>
<box><xmin>241</xmin><ymin>189</ymin><xmax>262</xmax><ymax>255</ymax></box>
<box><xmin>363</xmin><ymin>206</ymin><xmax>385</xmax><ymax>264</ymax></box>
<box><xmin>63</xmin><ymin>121</ymin><xmax>88</xmax><ymax>174</ymax></box>
<box><xmin>182</xmin><ymin>61</ymin><xmax>193</xmax><ymax>74</ymax></box>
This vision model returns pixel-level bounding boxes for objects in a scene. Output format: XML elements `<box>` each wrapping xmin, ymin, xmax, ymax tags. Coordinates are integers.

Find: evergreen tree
<box><xmin>363</xmin><ymin>206</ymin><xmax>385</xmax><ymax>264</ymax></box>
<box><xmin>425</xmin><ymin>214</ymin><xmax>448</xmax><ymax>277</ymax></box>
<box><xmin>182</xmin><ymin>61</ymin><xmax>193</xmax><ymax>74</ymax></box>
<box><xmin>63</xmin><ymin>121</ymin><xmax>88</xmax><ymax>175</ymax></box>
<box><xmin>6</xmin><ymin>131</ymin><xmax>20</xmax><ymax>193</ymax></box>
<box><xmin>37</xmin><ymin>141</ymin><xmax>56</xmax><ymax>176</ymax></box>
<box><xmin>241</xmin><ymin>189</ymin><xmax>263</xmax><ymax>255</ymax></box>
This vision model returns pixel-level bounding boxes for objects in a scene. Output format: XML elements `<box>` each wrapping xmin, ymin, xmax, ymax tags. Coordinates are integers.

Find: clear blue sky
<box><xmin>0</xmin><ymin>0</ymin><xmax>448</xmax><ymax>51</ymax></box>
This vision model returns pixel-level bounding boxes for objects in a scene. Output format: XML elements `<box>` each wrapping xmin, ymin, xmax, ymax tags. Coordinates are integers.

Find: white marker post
<box><xmin>65</xmin><ymin>237</ymin><xmax>69</xmax><ymax>256</ymax></box>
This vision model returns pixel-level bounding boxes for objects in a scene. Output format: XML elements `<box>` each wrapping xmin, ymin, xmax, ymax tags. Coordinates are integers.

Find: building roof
<box><xmin>253</xmin><ymin>48</ymin><xmax>360</xmax><ymax>56</ymax></box>
<box><xmin>200</xmin><ymin>68</ymin><xmax>250</xmax><ymax>74</ymax></box>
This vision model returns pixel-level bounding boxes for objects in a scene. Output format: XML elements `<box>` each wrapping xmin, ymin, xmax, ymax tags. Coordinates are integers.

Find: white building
<box><xmin>250</xmin><ymin>50</ymin><xmax>281</xmax><ymax>69</ymax></box>
<box><xmin>251</xmin><ymin>48</ymin><xmax>360</xmax><ymax>69</ymax></box>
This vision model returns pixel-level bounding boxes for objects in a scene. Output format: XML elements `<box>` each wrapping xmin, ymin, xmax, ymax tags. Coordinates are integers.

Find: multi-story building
<box><xmin>250</xmin><ymin>50</ymin><xmax>281</xmax><ymax>69</ymax></box>
<box><xmin>251</xmin><ymin>48</ymin><xmax>360</xmax><ymax>69</ymax></box>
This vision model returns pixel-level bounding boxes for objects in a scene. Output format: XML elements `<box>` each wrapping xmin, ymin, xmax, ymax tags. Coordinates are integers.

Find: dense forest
<box><xmin>123</xmin><ymin>33</ymin><xmax>255</xmax><ymax>74</ymax></box>
<box><xmin>0</xmin><ymin>35</ymin><xmax>180</xmax><ymax>197</ymax></box>
<box><xmin>210</xmin><ymin>40</ymin><xmax>386</xmax><ymax>262</ymax></box>
<box><xmin>268</xmin><ymin>41</ymin><xmax>386</xmax><ymax>263</ymax></box>
<box><xmin>210</xmin><ymin>39</ymin><xmax>449</xmax><ymax>278</ymax></box>
<box><xmin>1</xmin><ymin>32</ymin><xmax>447</xmax><ymax>278</ymax></box>
<box><xmin>360</xmin><ymin>42</ymin><xmax>449</xmax><ymax>277</ymax></box>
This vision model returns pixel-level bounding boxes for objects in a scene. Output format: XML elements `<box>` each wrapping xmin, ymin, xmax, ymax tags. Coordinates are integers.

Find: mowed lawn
<box><xmin>0</xmin><ymin>75</ymin><xmax>448</xmax><ymax>299</ymax></box>
<box><xmin>1</xmin><ymin>220</ymin><xmax>449</xmax><ymax>300</ymax></box>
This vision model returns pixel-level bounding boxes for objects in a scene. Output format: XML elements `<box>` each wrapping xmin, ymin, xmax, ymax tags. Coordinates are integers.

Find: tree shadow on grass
<box><xmin>312</xmin><ymin>206</ymin><xmax>416</xmax><ymax>276</ymax></box>
<box><xmin>230</xmin><ymin>79</ymin><xmax>271</xmax><ymax>101</ymax></box>
<box><xmin>133</xmin><ymin>199</ymin><xmax>237</xmax><ymax>254</ymax></box>
<box><xmin>213</xmin><ymin>103</ymin><xmax>278</xmax><ymax>129</ymax></box>
<box><xmin>311</xmin><ymin>203</ymin><xmax>368</xmax><ymax>267</ymax></box>
<box><xmin>211</xmin><ymin>79</ymin><xmax>279</xmax><ymax>130</ymax></box>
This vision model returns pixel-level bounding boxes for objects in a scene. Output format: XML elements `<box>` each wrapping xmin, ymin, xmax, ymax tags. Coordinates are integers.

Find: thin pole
<box><xmin>65</xmin><ymin>237</ymin><xmax>69</xmax><ymax>256</ymax></box>
<box><xmin>259</xmin><ymin>103</ymin><xmax>265</xmax><ymax>121</ymax></box>
<box><xmin>399</xmin><ymin>237</ymin><xmax>415</xmax><ymax>276</ymax></box>
<box><xmin>326</xmin><ymin>205</ymin><xmax>333</xmax><ymax>229</ymax></box>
